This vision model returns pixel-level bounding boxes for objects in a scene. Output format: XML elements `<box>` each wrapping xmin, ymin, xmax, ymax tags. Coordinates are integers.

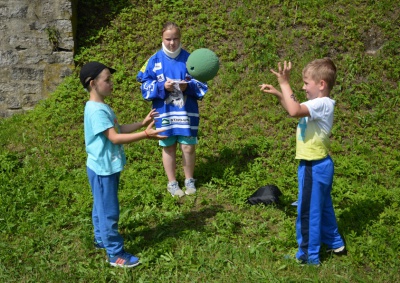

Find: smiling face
<box><xmin>301</xmin><ymin>58</ymin><xmax>337</xmax><ymax>99</ymax></box>
<box><xmin>162</xmin><ymin>27</ymin><xmax>181</xmax><ymax>52</ymax></box>
<box><xmin>302</xmin><ymin>73</ymin><xmax>323</xmax><ymax>100</ymax></box>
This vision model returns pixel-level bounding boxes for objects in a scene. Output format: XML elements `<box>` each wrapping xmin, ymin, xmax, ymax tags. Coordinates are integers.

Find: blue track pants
<box><xmin>296</xmin><ymin>156</ymin><xmax>344</xmax><ymax>264</ymax></box>
<box><xmin>87</xmin><ymin>167</ymin><xmax>124</xmax><ymax>256</ymax></box>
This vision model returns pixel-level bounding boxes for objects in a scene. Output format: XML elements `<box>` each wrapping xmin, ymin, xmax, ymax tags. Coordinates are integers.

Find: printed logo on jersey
<box><xmin>153</xmin><ymin>62</ymin><xmax>162</xmax><ymax>72</ymax></box>
<box><xmin>144</xmin><ymin>81</ymin><xmax>155</xmax><ymax>92</ymax></box>
<box><xmin>170</xmin><ymin>117</ymin><xmax>190</xmax><ymax>124</ymax></box>
<box><xmin>162</xmin><ymin>118</ymin><xmax>170</xmax><ymax>126</ymax></box>
<box><xmin>143</xmin><ymin>81</ymin><xmax>156</xmax><ymax>100</ymax></box>
<box><xmin>157</xmin><ymin>74</ymin><xmax>165</xmax><ymax>82</ymax></box>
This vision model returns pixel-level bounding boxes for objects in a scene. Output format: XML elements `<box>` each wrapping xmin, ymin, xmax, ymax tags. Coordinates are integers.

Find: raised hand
<box><xmin>270</xmin><ymin>61</ymin><xmax>292</xmax><ymax>84</ymax></box>
<box><xmin>142</xmin><ymin>108</ymin><xmax>160</xmax><ymax>127</ymax></box>
<box><xmin>259</xmin><ymin>83</ymin><xmax>283</xmax><ymax>98</ymax></box>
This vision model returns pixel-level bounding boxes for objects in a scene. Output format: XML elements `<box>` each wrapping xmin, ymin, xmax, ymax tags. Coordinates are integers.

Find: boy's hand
<box><xmin>142</xmin><ymin>109</ymin><xmax>159</xmax><ymax>127</ymax></box>
<box><xmin>270</xmin><ymin>61</ymin><xmax>292</xmax><ymax>84</ymax></box>
<box><xmin>259</xmin><ymin>84</ymin><xmax>282</xmax><ymax>98</ymax></box>
<box><xmin>144</xmin><ymin>121</ymin><xmax>167</xmax><ymax>140</ymax></box>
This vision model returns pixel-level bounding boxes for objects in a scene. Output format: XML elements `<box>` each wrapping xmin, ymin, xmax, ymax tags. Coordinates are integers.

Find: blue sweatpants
<box><xmin>296</xmin><ymin>156</ymin><xmax>344</xmax><ymax>264</ymax></box>
<box><xmin>87</xmin><ymin>167</ymin><xmax>124</xmax><ymax>256</ymax></box>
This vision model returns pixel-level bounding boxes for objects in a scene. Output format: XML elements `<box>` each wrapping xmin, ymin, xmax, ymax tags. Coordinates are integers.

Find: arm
<box><xmin>138</xmin><ymin>56</ymin><xmax>168</xmax><ymax>101</ymax></box>
<box><xmin>104</xmin><ymin>120</ymin><xmax>166</xmax><ymax>145</ymax></box>
<box><xmin>259</xmin><ymin>83</ymin><xmax>288</xmax><ymax>109</ymax></box>
<box><xmin>119</xmin><ymin>109</ymin><xmax>159</xmax><ymax>133</ymax></box>
<box><xmin>260</xmin><ymin>61</ymin><xmax>309</xmax><ymax>118</ymax></box>
<box><xmin>184</xmin><ymin>79</ymin><xmax>208</xmax><ymax>100</ymax></box>
<box><xmin>164</xmin><ymin>78</ymin><xmax>208</xmax><ymax>101</ymax></box>
<box><xmin>140</xmin><ymin>77</ymin><xmax>168</xmax><ymax>101</ymax></box>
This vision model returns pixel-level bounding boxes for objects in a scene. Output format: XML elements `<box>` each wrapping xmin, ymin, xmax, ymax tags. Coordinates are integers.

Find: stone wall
<box><xmin>0</xmin><ymin>0</ymin><xmax>76</xmax><ymax>117</ymax></box>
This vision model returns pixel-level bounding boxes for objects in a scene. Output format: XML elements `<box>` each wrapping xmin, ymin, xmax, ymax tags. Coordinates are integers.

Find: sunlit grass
<box><xmin>1</xmin><ymin>0</ymin><xmax>399</xmax><ymax>282</ymax></box>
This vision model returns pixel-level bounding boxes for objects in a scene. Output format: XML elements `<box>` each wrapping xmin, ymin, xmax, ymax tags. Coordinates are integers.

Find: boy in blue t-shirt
<box><xmin>80</xmin><ymin>61</ymin><xmax>166</xmax><ymax>268</ymax></box>
<box><xmin>260</xmin><ymin>58</ymin><xmax>346</xmax><ymax>265</ymax></box>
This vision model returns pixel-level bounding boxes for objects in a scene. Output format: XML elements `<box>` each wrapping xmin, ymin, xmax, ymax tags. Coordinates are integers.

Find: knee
<box><xmin>163</xmin><ymin>144</ymin><xmax>177</xmax><ymax>154</ymax></box>
<box><xmin>181</xmin><ymin>144</ymin><xmax>195</xmax><ymax>154</ymax></box>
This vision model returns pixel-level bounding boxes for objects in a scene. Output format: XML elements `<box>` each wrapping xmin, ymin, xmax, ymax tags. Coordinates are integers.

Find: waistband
<box><xmin>300</xmin><ymin>155</ymin><xmax>332</xmax><ymax>166</ymax></box>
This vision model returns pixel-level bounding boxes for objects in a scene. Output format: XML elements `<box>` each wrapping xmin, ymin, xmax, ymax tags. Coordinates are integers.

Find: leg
<box><xmin>321</xmin><ymin>194</ymin><xmax>345</xmax><ymax>248</ymax></box>
<box><xmin>162</xmin><ymin>143</ymin><xmax>184</xmax><ymax>197</ymax></box>
<box><xmin>180</xmin><ymin>143</ymin><xmax>196</xmax><ymax>179</ymax></box>
<box><xmin>87</xmin><ymin>167</ymin><xmax>124</xmax><ymax>256</ymax></box>
<box><xmin>296</xmin><ymin>161</ymin><xmax>318</xmax><ymax>264</ymax></box>
<box><xmin>87</xmin><ymin>167</ymin><xmax>101</xmax><ymax>243</ymax></box>
<box><xmin>296</xmin><ymin>160</ymin><xmax>324</xmax><ymax>265</ymax></box>
<box><xmin>162</xmin><ymin>143</ymin><xmax>177</xmax><ymax>182</ymax></box>
<box><xmin>321</xmin><ymin>157</ymin><xmax>345</xmax><ymax>249</ymax></box>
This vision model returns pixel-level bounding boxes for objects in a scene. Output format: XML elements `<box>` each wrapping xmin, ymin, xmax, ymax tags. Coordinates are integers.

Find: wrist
<box><xmin>144</xmin><ymin>130</ymin><xmax>150</xmax><ymax>138</ymax></box>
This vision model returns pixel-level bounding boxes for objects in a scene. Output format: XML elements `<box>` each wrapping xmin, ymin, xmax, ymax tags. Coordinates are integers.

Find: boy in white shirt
<box><xmin>260</xmin><ymin>58</ymin><xmax>346</xmax><ymax>265</ymax></box>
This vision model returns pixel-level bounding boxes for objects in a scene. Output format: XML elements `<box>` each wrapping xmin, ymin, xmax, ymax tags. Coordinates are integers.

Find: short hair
<box><xmin>162</xmin><ymin>21</ymin><xmax>181</xmax><ymax>37</ymax></box>
<box><xmin>302</xmin><ymin>58</ymin><xmax>337</xmax><ymax>91</ymax></box>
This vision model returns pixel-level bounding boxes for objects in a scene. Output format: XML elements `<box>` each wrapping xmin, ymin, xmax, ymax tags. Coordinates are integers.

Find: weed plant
<box><xmin>1</xmin><ymin>0</ymin><xmax>399</xmax><ymax>282</ymax></box>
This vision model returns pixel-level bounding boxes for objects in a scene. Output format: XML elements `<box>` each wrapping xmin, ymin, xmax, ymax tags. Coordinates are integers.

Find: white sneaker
<box><xmin>326</xmin><ymin>246</ymin><xmax>347</xmax><ymax>255</ymax></box>
<box><xmin>167</xmin><ymin>181</ymin><xmax>184</xmax><ymax>197</ymax></box>
<box><xmin>184</xmin><ymin>178</ymin><xmax>196</xmax><ymax>195</ymax></box>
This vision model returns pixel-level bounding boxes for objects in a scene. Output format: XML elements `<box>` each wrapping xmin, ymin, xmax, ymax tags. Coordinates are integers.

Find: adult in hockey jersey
<box><xmin>137</xmin><ymin>22</ymin><xmax>208</xmax><ymax>197</ymax></box>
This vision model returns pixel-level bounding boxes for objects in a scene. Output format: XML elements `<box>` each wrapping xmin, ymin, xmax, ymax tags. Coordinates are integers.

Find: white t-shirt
<box><xmin>295</xmin><ymin>97</ymin><xmax>335</xmax><ymax>160</ymax></box>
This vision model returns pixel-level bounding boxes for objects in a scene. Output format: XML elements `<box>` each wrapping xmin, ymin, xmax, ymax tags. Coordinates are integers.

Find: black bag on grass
<box><xmin>247</xmin><ymin>185</ymin><xmax>282</xmax><ymax>205</ymax></box>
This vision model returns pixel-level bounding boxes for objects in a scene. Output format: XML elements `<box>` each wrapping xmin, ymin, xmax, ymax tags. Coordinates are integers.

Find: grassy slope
<box><xmin>1</xmin><ymin>0</ymin><xmax>399</xmax><ymax>282</ymax></box>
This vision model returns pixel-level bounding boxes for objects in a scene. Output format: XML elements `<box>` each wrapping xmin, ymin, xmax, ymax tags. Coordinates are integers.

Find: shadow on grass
<box><xmin>125</xmin><ymin>205</ymin><xmax>225</xmax><ymax>248</ymax></box>
<box><xmin>276</xmin><ymin>195</ymin><xmax>388</xmax><ymax>264</ymax></box>
<box><xmin>337</xmin><ymin>198</ymin><xmax>386</xmax><ymax>237</ymax></box>
<box><xmin>194</xmin><ymin>143</ymin><xmax>260</xmax><ymax>185</ymax></box>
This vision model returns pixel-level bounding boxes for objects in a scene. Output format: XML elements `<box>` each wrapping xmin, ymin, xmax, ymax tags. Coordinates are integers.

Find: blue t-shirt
<box><xmin>84</xmin><ymin>101</ymin><xmax>126</xmax><ymax>175</ymax></box>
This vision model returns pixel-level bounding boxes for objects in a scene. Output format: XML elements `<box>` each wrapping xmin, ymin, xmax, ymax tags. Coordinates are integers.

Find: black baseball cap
<box><xmin>79</xmin><ymin>61</ymin><xmax>116</xmax><ymax>88</ymax></box>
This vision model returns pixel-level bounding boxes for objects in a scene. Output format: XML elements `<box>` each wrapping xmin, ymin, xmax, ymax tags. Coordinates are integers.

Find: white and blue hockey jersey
<box><xmin>137</xmin><ymin>49</ymin><xmax>208</xmax><ymax>137</ymax></box>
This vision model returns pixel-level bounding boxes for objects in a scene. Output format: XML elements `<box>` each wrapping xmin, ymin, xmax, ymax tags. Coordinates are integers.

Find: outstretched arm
<box><xmin>259</xmin><ymin>83</ymin><xmax>288</xmax><ymax>109</ymax></box>
<box><xmin>261</xmin><ymin>61</ymin><xmax>309</xmax><ymax>117</ymax></box>
<box><xmin>119</xmin><ymin>109</ymin><xmax>159</xmax><ymax>133</ymax></box>
<box><xmin>104</xmin><ymin>120</ymin><xmax>167</xmax><ymax>145</ymax></box>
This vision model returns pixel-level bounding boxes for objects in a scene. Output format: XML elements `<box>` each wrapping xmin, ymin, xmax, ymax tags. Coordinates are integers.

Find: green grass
<box><xmin>1</xmin><ymin>0</ymin><xmax>400</xmax><ymax>282</ymax></box>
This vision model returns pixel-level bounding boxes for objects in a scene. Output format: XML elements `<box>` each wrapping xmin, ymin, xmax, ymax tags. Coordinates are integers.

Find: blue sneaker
<box><xmin>108</xmin><ymin>251</ymin><xmax>140</xmax><ymax>268</ymax></box>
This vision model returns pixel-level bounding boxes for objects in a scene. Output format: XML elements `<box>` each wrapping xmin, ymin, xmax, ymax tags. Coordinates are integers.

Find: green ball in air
<box><xmin>186</xmin><ymin>48</ymin><xmax>219</xmax><ymax>82</ymax></box>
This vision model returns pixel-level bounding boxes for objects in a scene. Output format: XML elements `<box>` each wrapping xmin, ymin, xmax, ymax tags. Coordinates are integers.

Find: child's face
<box><xmin>93</xmin><ymin>69</ymin><xmax>113</xmax><ymax>97</ymax></box>
<box><xmin>162</xmin><ymin>28</ymin><xmax>181</xmax><ymax>52</ymax></box>
<box><xmin>302</xmin><ymin>74</ymin><xmax>322</xmax><ymax>100</ymax></box>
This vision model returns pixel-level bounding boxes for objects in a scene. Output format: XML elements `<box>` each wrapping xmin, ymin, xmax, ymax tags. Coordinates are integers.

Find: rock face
<box><xmin>0</xmin><ymin>0</ymin><xmax>76</xmax><ymax>117</ymax></box>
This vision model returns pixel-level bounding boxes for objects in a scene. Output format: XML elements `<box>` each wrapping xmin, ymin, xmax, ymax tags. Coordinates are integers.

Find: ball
<box><xmin>186</xmin><ymin>48</ymin><xmax>219</xmax><ymax>82</ymax></box>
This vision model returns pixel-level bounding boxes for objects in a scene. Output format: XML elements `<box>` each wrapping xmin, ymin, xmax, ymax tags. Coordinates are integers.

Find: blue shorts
<box><xmin>159</xmin><ymin>136</ymin><xmax>198</xmax><ymax>147</ymax></box>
